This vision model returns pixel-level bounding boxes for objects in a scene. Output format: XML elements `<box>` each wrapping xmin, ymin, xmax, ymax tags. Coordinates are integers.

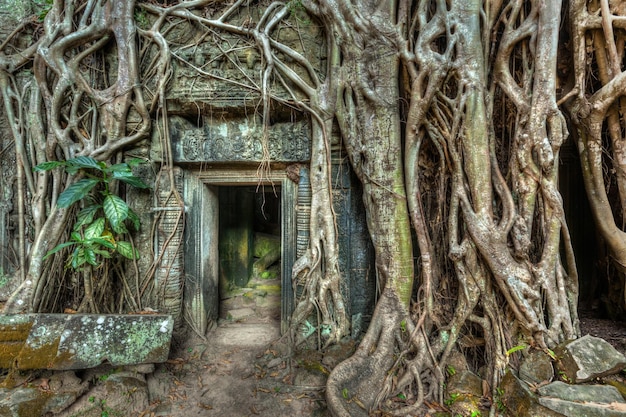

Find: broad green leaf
<box><xmin>57</xmin><ymin>179</ymin><xmax>99</xmax><ymax>208</ymax></box>
<box><xmin>71</xmin><ymin>248</ymin><xmax>87</xmax><ymax>269</ymax></box>
<box><xmin>117</xmin><ymin>241</ymin><xmax>139</xmax><ymax>260</ymax></box>
<box><xmin>103</xmin><ymin>194</ymin><xmax>128</xmax><ymax>229</ymax></box>
<box><xmin>75</xmin><ymin>205</ymin><xmax>101</xmax><ymax>230</ymax></box>
<box><xmin>112</xmin><ymin>171</ymin><xmax>150</xmax><ymax>188</ymax></box>
<box><xmin>111</xmin><ymin>221</ymin><xmax>128</xmax><ymax>235</ymax></box>
<box><xmin>70</xmin><ymin>231</ymin><xmax>83</xmax><ymax>242</ymax></box>
<box><xmin>93</xmin><ymin>248</ymin><xmax>112</xmax><ymax>258</ymax></box>
<box><xmin>44</xmin><ymin>241</ymin><xmax>76</xmax><ymax>259</ymax></box>
<box><xmin>83</xmin><ymin>247</ymin><xmax>98</xmax><ymax>266</ymax></box>
<box><xmin>126</xmin><ymin>158</ymin><xmax>144</xmax><ymax>168</ymax></box>
<box><xmin>90</xmin><ymin>237</ymin><xmax>116</xmax><ymax>250</ymax></box>
<box><xmin>506</xmin><ymin>344</ymin><xmax>527</xmax><ymax>356</ymax></box>
<box><xmin>108</xmin><ymin>163</ymin><xmax>132</xmax><ymax>173</ymax></box>
<box><xmin>65</xmin><ymin>156</ymin><xmax>102</xmax><ymax>172</ymax></box>
<box><xmin>34</xmin><ymin>161</ymin><xmax>64</xmax><ymax>172</ymax></box>
<box><xmin>127</xmin><ymin>208</ymin><xmax>140</xmax><ymax>231</ymax></box>
<box><xmin>84</xmin><ymin>218</ymin><xmax>105</xmax><ymax>239</ymax></box>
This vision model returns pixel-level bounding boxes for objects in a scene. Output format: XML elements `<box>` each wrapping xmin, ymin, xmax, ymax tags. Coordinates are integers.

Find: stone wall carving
<box><xmin>159</xmin><ymin>116</ymin><xmax>311</xmax><ymax>163</ymax></box>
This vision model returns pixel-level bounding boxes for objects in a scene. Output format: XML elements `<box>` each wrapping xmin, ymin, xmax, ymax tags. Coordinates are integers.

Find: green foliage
<box><xmin>286</xmin><ymin>0</ymin><xmax>310</xmax><ymax>24</ymax></box>
<box><xmin>495</xmin><ymin>387</ymin><xmax>506</xmax><ymax>412</ymax></box>
<box><xmin>134</xmin><ymin>9</ymin><xmax>150</xmax><ymax>29</ymax></box>
<box><xmin>505</xmin><ymin>344</ymin><xmax>527</xmax><ymax>356</ymax></box>
<box><xmin>35</xmin><ymin>157</ymin><xmax>149</xmax><ymax>269</ymax></box>
<box><xmin>342</xmin><ymin>388</ymin><xmax>349</xmax><ymax>399</ymax></box>
<box><xmin>444</xmin><ymin>392</ymin><xmax>460</xmax><ymax>406</ymax></box>
<box><xmin>33</xmin><ymin>0</ymin><xmax>53</xmax><ymax>21</ymax></box>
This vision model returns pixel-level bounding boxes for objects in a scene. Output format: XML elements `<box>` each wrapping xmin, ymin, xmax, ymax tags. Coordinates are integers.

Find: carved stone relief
<box><xmin>159</xmin><ymin>116</ymin><xmax>311</xmax><ymax>163</ymax></box>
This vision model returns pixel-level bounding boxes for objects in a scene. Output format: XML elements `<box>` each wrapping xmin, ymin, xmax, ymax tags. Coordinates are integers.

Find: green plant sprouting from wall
<box><xmin>35</xmin><ymin>156</ymin><xmax>149</xmax><ymax>269</ymax></box>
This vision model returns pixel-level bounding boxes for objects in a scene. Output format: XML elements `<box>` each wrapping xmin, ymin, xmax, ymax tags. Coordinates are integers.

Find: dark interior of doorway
<box><xmin>217</xmin><ymin>185</ymin><xmax>282</xmax><ymax>324</ymax></box>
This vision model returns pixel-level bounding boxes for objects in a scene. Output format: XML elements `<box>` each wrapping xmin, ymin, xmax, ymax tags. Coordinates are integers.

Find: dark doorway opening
<box><xmin>217</xmin><ymin>186</ymin><xmax>282</xmax><ymax>323</ymax></box>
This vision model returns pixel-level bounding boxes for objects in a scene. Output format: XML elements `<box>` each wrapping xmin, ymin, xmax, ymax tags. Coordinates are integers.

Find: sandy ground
<box><xmin>139</xmin><ymin>323</ymin><xmax>330</xmax><ymax>417</ymax></box>
<box><xmin>137</xmin><ymin>277</ymin><xmax>331</xmax><ymax>417</ymax></box>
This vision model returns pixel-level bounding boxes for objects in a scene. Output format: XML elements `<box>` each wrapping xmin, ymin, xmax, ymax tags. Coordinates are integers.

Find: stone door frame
<box><xmin>183</xmin><ymin>167</ymin><xmax>297</xmax><ymax>334</ymax></box>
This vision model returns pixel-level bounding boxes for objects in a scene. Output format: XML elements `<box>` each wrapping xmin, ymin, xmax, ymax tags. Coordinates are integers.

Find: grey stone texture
<box><xmin>0</xmin><ymin>314</ymin><xmax>173</xmax><ymax>370</ymax></box>
<box><xmin>556</xmin><ymin>335</ymin><xmax>626</xmax><ymax>383</ymax></box>
<box><xmin>519</xmin><ymin>349</ymin><xmax>555</xmax><ymax>385</ymax></box>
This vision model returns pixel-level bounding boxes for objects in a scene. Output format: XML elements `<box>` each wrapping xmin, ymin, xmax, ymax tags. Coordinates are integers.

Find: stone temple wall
<box><xmin>0</xmin><ymin>3</ymin><xmax>377</xmax><ymax>339</ymax></box>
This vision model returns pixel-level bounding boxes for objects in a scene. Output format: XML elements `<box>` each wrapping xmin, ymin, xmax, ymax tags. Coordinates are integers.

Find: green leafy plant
<box><xmin>495</xmin><ymin>387</ymin><xmax>506</xmax><ymax>412</ymax></box>
<box><xmin>444</xmin><ymin>392</ymin><xmax>460</xmax><ymax>406</ymax></box>
<box><xmin>506</xmin><ymin>344</ymin><xmax>527</xmax><ymax>356</ymax></box>
<box><xmin>35</xmin><ymin>156</ymin><xmax>149</xmax><ymax>269</ymax></box>
<box><xmin>33</xmin><ymin>0</ymin><xmax>53</xmax><ymax>21</ymax></box>
<box><xmin>286</xmin><ymin>0</ymin><xmax>310</xmax><ymax>24</ymax></box>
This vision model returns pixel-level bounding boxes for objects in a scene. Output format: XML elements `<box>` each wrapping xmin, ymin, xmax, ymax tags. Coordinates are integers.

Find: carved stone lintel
<box><xmin>165</xmin><ymin>117</ymin><xmax>311</xmax><ymax>163</ymax></box>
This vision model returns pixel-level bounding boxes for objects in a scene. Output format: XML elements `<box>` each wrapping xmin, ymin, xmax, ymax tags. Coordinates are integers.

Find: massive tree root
<box><xmin>315</xmin><ymin>0</ymin><xmax>578</xmax><ymax>415</ymax></box>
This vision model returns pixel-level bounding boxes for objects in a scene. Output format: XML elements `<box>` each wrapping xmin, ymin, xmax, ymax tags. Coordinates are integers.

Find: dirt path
<box><xmin>137</xmin><ymin>277</ymin><xmax>331</xmax><ymax>417</ymax></box>
<box><xmin>141</xmin><ymin>320</ymin><xmax>328</xmax><ymax>417</ymax></box>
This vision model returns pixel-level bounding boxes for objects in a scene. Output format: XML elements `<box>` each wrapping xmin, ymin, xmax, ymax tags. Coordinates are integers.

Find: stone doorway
<box><xmin>218</xmin><ymin>185</ymin><xmax>283</xmax><ymax>324</ymax></box>
<box><xmin>182</xmin><ymin>168</ymin><xmax>297</xmax><ymax>335</ymax></box>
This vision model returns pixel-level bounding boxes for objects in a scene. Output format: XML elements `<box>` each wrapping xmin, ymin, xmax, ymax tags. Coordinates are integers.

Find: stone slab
<box><xmin>0</xmin><ymin>314</ymin><xmax>173</xmax><ymax>370</ymax></box>
<box><xmin>539</xmin><ymin>397</ymin><xmax>626</xmax><ymax>417</ymax></box>
<box><xmin>520</xmin><ymin>349</ymin><xmax>555</xmax><ymax>385</ymax></box>
<box><xmin>538</xmin><ymin>381</ymin><xmax>625</xmax><ymax>404</ymax></box>
<box><xmin>556</xmin><ymin>335</ymin><xmax>626</xmax><ymax>383</ymax></box>
<box><xmin>500</xmin><ymin>370</ymin><xmax>565</xmax><ymax>417</ymax></box>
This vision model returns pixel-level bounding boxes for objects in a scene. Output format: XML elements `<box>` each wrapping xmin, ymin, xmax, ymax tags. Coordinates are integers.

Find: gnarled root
<box><xmin>326</xmin><ymin>290</ymin><xmax>408</xmax><ymax>417</ymax></box>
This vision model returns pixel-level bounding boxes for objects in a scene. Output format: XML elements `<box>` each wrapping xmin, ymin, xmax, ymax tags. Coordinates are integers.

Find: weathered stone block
<box><xmin>0</xmin><ymin>371</ymin><xmax>89</xmax><ymax>417</ymax></box>
<box><xmin>519</xmin><ymin>349</ymin><xmax>555</xmax><ymax>385</ymax></box>
<box><xmin>556</xmin><ymin>335</ymin><xmax>626</xmax><ymax>383</ymax></box>
<box><xmin>539</xmin><ymin>397</ymin><xmax>626</xmax><ymax>417</ymax></box>
<box><xmin>538</xmin><ymin>381</ymin><xmax>625</xmax><ymax>403</ymax></box>
<box><xmin>0</xmin><ymin>314</ymin><xmax>173</xmax><ymax>370</ymax></box>
<box><xmin>500</xmin><ymin>370</ymin><xmax>565</xmax><ymax>417</ymax></box>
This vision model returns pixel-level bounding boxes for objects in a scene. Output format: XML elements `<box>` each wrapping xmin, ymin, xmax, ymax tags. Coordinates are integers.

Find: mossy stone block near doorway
<box><xmin>0</xmin><ymin>314</ymin><xmax>173</xmax><ymax>370</ymax></box>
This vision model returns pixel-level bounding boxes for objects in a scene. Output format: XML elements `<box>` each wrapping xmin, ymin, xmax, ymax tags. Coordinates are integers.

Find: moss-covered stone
<box><xmin>0</xmin><ymin>314</ymin><xmax>173</xmax><ymax>370</ymax></box>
